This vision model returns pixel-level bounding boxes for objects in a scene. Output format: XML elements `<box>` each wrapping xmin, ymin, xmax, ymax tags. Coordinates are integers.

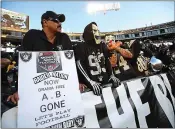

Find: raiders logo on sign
<box><xmin>37</xmin><ymin>51</ymin><xmax>62</xmax><ymax>73</ymax></box>
<box><xmin>20</xmin><ymin>52</ymin><xmax>32</xmax><ymax>62</ymax></box>
<box><xmin>74</xmin><ymin>115</ymin><xmax>85</xmax><ymax>128</ymax></box>
<box><xmin>64</xmin><ymin>50</ymin><xmax>73</xmax><ymax>59</ymax></box>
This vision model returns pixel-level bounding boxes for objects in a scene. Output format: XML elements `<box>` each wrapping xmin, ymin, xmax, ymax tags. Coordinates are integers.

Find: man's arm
<box><xmin>108</xmin><ymin>41</ymin><xmax>133</xmax><ymax>59</ymax></box>
<box><xmin>76</xmin><ymin>60</ymin><xmax>102</xmax><ymax>96</ymax></box>
<box><xmin>74</xmin><ymin>44</ymin><xmax>92</xmax><ymax>87</ymax></box>
<box><xmin>61</xmin><ymin>33</ymin><xmax>73</xmax><ymax>50</ymax></box>
<box><xmin>103</xmin><ymin>43</ymin><xmax>113</xmax><ymax>75</ymax></box>
<box><xmin>115</xmin><ymin>47</ymin><xmax>133</xmax><ymax>58</ymax></box>
<box><xmin>103</xmin><ymin>43</ymin><xmax>121</xmax><ymax>86</ymax></box>
<box><xmin>74</xmin><ymin>44</ymin><xmax>102</xmax><ymax>95</ymax></box>
<box><xmin>21</xmin><ymin>30</ymin><xmax>34</xmax><ymax>51</ymax></box>
<box><xmin>6</xmin><ymin>30</ymin><xmax>35</xmax><ymax>103</ymax></box>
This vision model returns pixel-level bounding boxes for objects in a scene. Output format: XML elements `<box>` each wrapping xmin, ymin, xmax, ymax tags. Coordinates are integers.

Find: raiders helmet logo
<box><xmin>74</xmin><ymin>115</ymin><xmax>85</xmax><ymax>128</ymax></box>
<box><xmin>37</xmin><ymin>52</ymin><xmax>62</xmax><ymax>73</ymax></box>
<box><xmin>64</xmin><ymin>51</ymin><xmax>73</xmax><ymax>59</ymax></box>
<box><xmin>20</xmin><ymin>52</ymin><xmax>32</xmax><ymax>62</ymax></box>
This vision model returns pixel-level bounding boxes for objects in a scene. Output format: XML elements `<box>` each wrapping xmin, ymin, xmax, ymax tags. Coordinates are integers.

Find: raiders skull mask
<box><xmin>92</xmin><ymin>24</ymin><xmax>101</xmax><ymax>44</ymax></box>
<box><xmin>83</xmin><ymin>22</ymin><xmax>101</xmax><ymax>45</ymax></box>
<box><xmin>105</xmin><ymin>35</ymin><xmax>115</xmax><ymax>44</ymax></box>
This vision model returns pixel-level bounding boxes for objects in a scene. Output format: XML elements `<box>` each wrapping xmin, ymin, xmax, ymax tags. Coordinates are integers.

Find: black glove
<box><xmin>108</xmin><ymin>75</ymin><xmax>121</xmax><ymax>88</ymax></box>
<box><xmin>89</xmin><ymin>80</ymin><xmax>102</xmax><ymax>96</ymax></box>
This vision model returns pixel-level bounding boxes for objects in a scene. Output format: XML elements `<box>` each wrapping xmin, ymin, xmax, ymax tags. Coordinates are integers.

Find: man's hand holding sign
<box><xmin>2</xmin><ymin>11</ymin><xmax>85</xmax><ymax>128</ymax></box>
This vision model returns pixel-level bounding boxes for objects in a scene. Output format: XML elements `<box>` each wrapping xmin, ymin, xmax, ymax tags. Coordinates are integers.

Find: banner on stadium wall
<box><xmin>81</xmin><ymin>74</ymin><xmax>175</xmax><ymax>128</ymax></box>
<box><xmin>1</xmin><ymin>8</ymin><xmax>29</xmax><ymax>32</ymax></box>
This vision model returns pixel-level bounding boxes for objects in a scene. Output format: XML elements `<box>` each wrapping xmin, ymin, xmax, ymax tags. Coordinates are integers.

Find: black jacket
<box><xmin>22</xmin><ymin>29</ymin><xmax>72</xmax><ymax>51</ymax></box>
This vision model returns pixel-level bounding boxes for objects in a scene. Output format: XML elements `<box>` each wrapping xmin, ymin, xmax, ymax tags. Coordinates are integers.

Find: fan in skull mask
<box><xmin>74</xmin><ymin>22</ymin><xmax>120</xmax><ymax>96</ymax></box>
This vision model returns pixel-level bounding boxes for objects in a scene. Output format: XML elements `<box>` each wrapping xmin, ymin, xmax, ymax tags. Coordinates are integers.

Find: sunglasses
<box><xmin>48</xmin><ymin>18</ymin><xmax>60</xmax><ymax>23</ymax></box>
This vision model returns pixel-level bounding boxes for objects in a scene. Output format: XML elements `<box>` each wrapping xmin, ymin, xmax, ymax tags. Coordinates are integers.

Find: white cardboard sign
<box><xmin>17</xmin><ymin>51</ymin><xmax>85</xmax><ymax>128</ymax></box>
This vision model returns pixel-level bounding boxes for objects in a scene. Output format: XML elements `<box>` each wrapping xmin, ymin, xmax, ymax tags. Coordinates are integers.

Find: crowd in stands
<box><xmin>119</xmin><ymin>21</ymin><xmax>175</xmax><ymax>34</ymax></box>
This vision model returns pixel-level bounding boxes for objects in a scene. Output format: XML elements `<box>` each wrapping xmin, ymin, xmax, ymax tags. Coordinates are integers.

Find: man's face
<box><xmin>43</xmin><ymin>18</ymin><xmax>62</xmax><ymax>33</ymax></box>
<box><xmin>105</xmin><ymin>35</ymin><xmax>115</xmax><ymax>44</ymax></box>
<box><xmin>92</xmin><ymin>24</ymin><xmax>101</xmax><ymax>44</ymax></box>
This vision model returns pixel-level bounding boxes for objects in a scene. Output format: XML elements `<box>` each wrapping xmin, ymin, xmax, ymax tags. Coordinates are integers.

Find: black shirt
<box><xmin>22</xmin><ymin>29</ymin><xmax>72</xmax><ymax>51</ymax></box>
<box><xmin>74</xmin><ymin>42</ymin><xmax>112</xmax><ymax>87</ymax></box>
<box><xmin>111</xmin><ymin>52</ymin><xmax>137</xmax><ymax>81</ymax></box>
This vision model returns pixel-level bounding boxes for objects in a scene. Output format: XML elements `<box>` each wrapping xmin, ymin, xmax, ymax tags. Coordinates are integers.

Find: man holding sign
<box><xmin>7</xmin><ymin>11</ymin><xmax>72</xmax><ymax>104</ymax></box>
<box><xmin>2</xmin><ymin>11</ymin><xmax>85</xmax><ymax>128</ymax></box>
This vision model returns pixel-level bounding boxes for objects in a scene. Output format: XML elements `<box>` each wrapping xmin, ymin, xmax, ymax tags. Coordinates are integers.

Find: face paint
<box><xmin>105</xmin><ymin>35</ymin><xmax>115</xmax><ymax>44</ymax></box>
<box><xmin>92</xmin><ymin>24</ymin><xmax>101</xmax><ymax>44</ymax></box>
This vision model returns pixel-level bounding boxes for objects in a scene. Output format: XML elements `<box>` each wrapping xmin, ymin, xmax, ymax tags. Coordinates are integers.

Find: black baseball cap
<box><xmin>41</xmin><ymin>11</ymin><xmax>65</xmax><ymax>23</ymax></box>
